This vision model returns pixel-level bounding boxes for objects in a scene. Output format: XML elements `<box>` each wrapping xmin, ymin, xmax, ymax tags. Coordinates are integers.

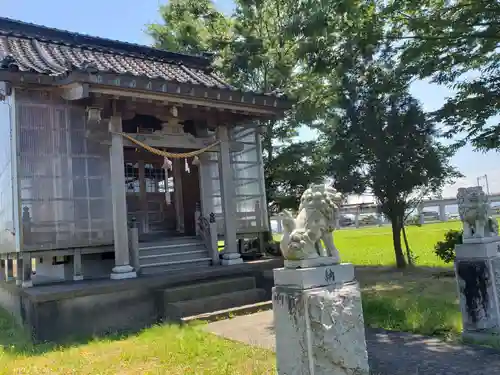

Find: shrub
<box><xmin>434</xmin><ymin>229</ymin><xmax>463</xmax><ymax>263</ymax></box>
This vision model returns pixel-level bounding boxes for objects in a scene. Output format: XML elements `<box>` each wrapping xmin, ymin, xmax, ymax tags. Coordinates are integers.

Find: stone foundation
<box><xmin>455</xmin><ymin>239</ymin><xmax>500</xmax><ymax>341</ymax></box>
<box><xmin>272</xmin><ymin>263</ymin><xmax>369</xmax><ymax>375</ymax></box>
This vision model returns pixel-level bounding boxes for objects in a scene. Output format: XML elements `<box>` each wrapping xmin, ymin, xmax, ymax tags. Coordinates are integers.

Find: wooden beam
<box><xmin>88</xmin><ymin>86</ymin><xmax>281</xmax><ymax>117</ymax></box>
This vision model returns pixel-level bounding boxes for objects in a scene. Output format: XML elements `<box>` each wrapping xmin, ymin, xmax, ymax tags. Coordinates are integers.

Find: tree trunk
<box><xmin>401</xmin><ymin>224</ymin><xmax>413</xmax><ymax>266</ymax></box>
<box><xmin>391</xmin><ymin>217</ymin><xmax>407</xmax><ymax>268</ymax></box>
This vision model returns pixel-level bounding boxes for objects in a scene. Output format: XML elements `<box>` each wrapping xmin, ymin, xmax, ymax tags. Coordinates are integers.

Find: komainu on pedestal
<box><xmin>273</xmin><ymin>184</ymin><xmax>369</xmax><ymax>375</ymax></box>
<box><xmin>454</xmin><ymin>186</ymin><xmax>500</xmax><ymax>346</ymax></box>
<box><xmin>280</xmin><ymin>184</ymin><xmax>343</xmax><ymax>266</ymax></box>
<box><xmin>457</xmin><ymin>186</ymin><xmax>499</xmax><ymax>241</ymax></box>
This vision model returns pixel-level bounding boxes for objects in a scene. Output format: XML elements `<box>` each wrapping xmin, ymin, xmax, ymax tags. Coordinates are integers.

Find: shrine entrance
<box><xmin>123</xmin><ymin>148</ymin><xmax>200</xmax><ymax>239</ymax></box>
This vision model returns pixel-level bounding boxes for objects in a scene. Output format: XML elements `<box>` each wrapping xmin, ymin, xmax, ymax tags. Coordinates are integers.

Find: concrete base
<box><xmin>273</xmin><ymin>282</ymin><xmax>369</xmax><ymax>375</ymax></box>
<box><xmin>221</xmin><ymin>252</ymin><xmax>243</xmax><ymax>266</ymax></box>
<box><xmin>21</xmin><ymin>280</ymin><xmax>33</xmax><ymax>288</ymax></box>
<box><xmin>73</xmin><ymin>275</ymin><xmax>84</xmax><ymax>281</ymax></box>
<box><xmin>110</xmin><ymin>264</ymin><xmax>137</xmax><ymax>280</ymax></box>
<box><xmin>284</xmin><ymin>257</ymin><xmax>339</xmax><ymax>269</ymax></box>
<box><xmin>455</xmin><ymin>239</ymin><xmax>500</xmax><ymax>344</ymax></box>
<box><xmin>272</xmin><ymin>263</ymin><xmax>369</xmax><ymax>375</ymax></box>
<box><xmin>455</xmin><ymin>239</ymin><xmax>500</xmax><ymax>259</ymax></box>
<box><xmin>0</xmin><ymin>257</ymin><xmax>283</xmax><ymax>343</ymax></box>
<box><xmin>463</xmin><ymin>235</ymin><xmax>500</xmax><ymax>245</ymax></box>
<box><xmin>110</xmin><ymin>270</ymin><xmax>137</xmax><ymax>280</ymax></box>
<box><xmin>221</xmin><ymin>257</ymin><xmax>244</xmax><ymax>266</ymax></box>
<box><xmin>274</xmin><ymin>263</ymin><xmax>355</xmax><ymax>289</ymax></box>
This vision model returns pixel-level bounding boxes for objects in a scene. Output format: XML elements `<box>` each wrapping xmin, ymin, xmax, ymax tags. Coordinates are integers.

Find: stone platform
<box><xmin>272</xmin><ymin>263</ymin><xmax>369</xmax><ymax>375</ymax></box>
<box><xmin>0</xmin><ymin>258</ymin><xmax>282</xmax><ymax>343</ymax></box>
<box><xmin>205</xmin><ymin>310</ymin><xmax>500</xmax><ymax>375</ymax></box>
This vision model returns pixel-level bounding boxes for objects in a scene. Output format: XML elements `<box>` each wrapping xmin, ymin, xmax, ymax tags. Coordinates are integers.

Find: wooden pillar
<box><xmin>21</xmin><ymin>253</ymin><xmax>32</xmax><ymax>287</ymax></box>
<box><xmin>4</xmin><ymin>258</ymin><xmax>13</xmax><ymax>281</ymax></box>
<box><xmin>217</xmin><ymin>125</ymin><xmax>241</xmax><ymax>265</ymax></box>
<box><xmin>73</xmin><ymin>248</ymin><xmax>83</xmax><ymax>281</ymax></box>
<box><xmin>128</xmin><ymin>218</ymin><xmax>140</xmax><ymax>275</ymax></box>
<box><xmin>173</xmin><ymin>159</ymin><xmax>185</xmax><ymax>234</ymax></box>
<box><xmin>15</xmin><ymin>255</ymin><xmax>22</xmax><ymax>286</ymax></box>
<box><xmin>198</xmin><ymin>154</ymin><xmax>214</xmax><ymax>217</ymax></box>
<box><xmin>138</xmin><ymin>159</ymin><xmax>148</xmax><ymax>233</ymax></box>
<box><xmin>109</xmin><ymin>115</ymin><xmax>136</xmax><ymax>280</ymax></box>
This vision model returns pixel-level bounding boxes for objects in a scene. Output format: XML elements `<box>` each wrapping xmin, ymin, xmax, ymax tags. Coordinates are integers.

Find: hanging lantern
<box><xmin>192</xmin><ymin>155</ymin><xmax>200</xmax><ymax>166</ymax></box>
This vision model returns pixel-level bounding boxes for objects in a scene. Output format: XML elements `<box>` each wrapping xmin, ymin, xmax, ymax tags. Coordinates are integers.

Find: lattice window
<box><xmin>16</xmin><ymin>91</ymin><xmax>113</xmax><ymax>250</ymax></box>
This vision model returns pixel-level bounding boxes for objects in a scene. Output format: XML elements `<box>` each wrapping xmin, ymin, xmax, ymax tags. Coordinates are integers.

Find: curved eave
<box><xmin>0</xmin><ymin>69</ymin><xmax>292</xmax><ymax>118</ymax></box>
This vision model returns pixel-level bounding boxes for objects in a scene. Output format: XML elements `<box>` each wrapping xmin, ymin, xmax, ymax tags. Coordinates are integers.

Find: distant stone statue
<box><xmin>457</xmin><ymin>186</ymin><xmax>499</xmax><ymax>240</ymax></box>
<box><xmin>280</xmin><ymin>184</ymin><xmax>343</xmax><ymax>264</ymax></box>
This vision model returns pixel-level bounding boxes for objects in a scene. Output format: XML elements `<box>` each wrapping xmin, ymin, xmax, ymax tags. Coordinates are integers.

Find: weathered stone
<box><xmin>274</xmin><ymin>263</ymin><xmax>355</xmax><ymax>290</ymax></box>
<box><xmin>273</xmin><ymin>281</ymin><xmax>369</xmax><ymax>375</ymax></box>
<box><xmin>457</xmin><ymin>186</ymin><xmax>498</xmax><ymax>242</ymax></box>
<box><xmin>279</xmin><ymin>184</ymin><xmax>343</xmax><ymax>263</ymax></box>
<box><xmin>455</xmin><ymin>259</ymin><xmax>499</xmax><ymax>331</ymax></box>
<box><xmin>454</xmin><ymin>238</ymin><xmax>500</xmax><ymax>344</ymax></box>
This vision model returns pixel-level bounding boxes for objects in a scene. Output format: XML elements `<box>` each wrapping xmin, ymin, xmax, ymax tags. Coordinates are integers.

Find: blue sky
<box><xmin>3</xmin><ymin>0</ymin><xmax>499</xmax><ymax>198</ymax></box>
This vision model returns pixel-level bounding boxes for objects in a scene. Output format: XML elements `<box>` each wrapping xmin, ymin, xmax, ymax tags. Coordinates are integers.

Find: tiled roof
<box><xmin>0</xmin><ymin>17</ymin><xmax>236</xmax><ymax>91</ymax></box>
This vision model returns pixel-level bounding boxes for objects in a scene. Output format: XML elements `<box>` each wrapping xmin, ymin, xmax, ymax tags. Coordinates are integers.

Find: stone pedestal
<box><xmin>455</xmin><ymin>236</ymin><xmax>500</xmax><ymax>345</ymax></box>
<box><xmin>220</xmin><ymin>252</ymin><xmax>243</xmax><ymax>266</ymax></box>
<box><xmin>272</xmin><ymin>263</ymin><xmax>369</xmax><ymax>375</ymax></box>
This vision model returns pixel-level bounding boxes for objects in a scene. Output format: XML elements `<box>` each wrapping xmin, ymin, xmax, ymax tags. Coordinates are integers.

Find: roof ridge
<box><xmin>0</xmin><ymin>16</ymin><xmax>212</xmax><ymax>69</ymax></box>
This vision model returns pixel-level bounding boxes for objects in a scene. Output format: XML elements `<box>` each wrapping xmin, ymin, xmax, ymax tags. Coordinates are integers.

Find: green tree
<box><xmin>148</xmin><ymin>0</ymin><xmax>329</xmax><ymax>212</ymax></box>
<box><xmin>147</xmin><ymin>0</ymin><xmax>232</xmax><ymax>56</ymax></box>
<box><xmin>388</xmin><ymin>0</ymin><xmax>500</xmax><ymax>150</ymax></box>
<box><xmin>286</xmin><ymin>0</ymin><xmax>460</xmax><ymax>267</ymax></box>
<box><xmin>325</xmin><ymin>64</ymin><xmax>459</xmax><ymax>268</ymax></box>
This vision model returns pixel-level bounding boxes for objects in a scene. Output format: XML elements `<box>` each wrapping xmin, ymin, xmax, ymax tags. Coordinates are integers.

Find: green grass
<box><xmin>333</xmin><ymin>221</ymin><xmax>461</xmax><ymax>267</ymax></box>
<box><xmin>358</xmin><ymin>268</ymin><xmax>461</xmax><ymax>340</ymax></box>
<box><xmin>0</xmin><ymin>311</ymin><xmax>276</xmax><ymax>375</ymax></box>
<box><xmin>0</xmin><ymin>222</ymin><xmax>470</xmax><ymax>373</ymax></box>
<box><xmin>272</xmin><ymin>221</ymin><xmax>462</xmax><ymax>267</ymax></box>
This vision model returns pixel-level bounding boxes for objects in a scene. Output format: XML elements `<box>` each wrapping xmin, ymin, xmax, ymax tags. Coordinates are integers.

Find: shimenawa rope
<box><xmin>114</xmin><ymin>132</ymin><xmax>221</xmax><ymax>158</ymax></box>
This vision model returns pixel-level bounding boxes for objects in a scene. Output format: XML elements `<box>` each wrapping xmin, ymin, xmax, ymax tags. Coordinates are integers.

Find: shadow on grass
<box><xmin>0</xmin><ymin>308</ymin><xmax>192</xmax><ymax>357</ymax></box>
<box><xmin>363</xmin><ymin>295</ymin><xmax>461</xmax><ymax>339</ymax></box>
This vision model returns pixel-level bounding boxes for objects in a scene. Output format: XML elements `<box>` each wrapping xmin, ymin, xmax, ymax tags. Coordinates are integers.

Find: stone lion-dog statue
<box><xmin>280</xmin><ymin>184</ymin><xmax>343</xmax><ymax>263</ymax></box>
<box><xmin>457</xmin><ymin>186</ymin><xmax>499</xmax><ymax>240</ymax></box>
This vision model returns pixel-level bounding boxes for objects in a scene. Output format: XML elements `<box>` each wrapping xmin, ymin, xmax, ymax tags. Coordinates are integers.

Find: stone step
<box><xmin>139</xmin><ymin>249</ymin><xmax>209</xmax><ymax>266</ymax></box>
<box><xmin>140</xmin><ymin>258</ymin><xmax>212</xmax><ymax>275</ymax></box>
<box><xmin>162</xmin><ymin>276</ymin><xmax>257</xmax><ymax>304</ymax></box>
<box><xmin>181</xmin><ymin>300</ymin><xmax>273</xmax><ymax>323</ymax></box>
<box><xmin>165</xmin><ymin>288</ymin><xmax>267</xmax><ymax>321</ymax></box>
<box><xmin>139</xmin><ymin>242</ymin><xmax>206</xmax><ymax>257</ymax></box>
<box><xmin>139</xmin><ymin>236</ymin><xmax>200</xmax><ymax>247</ymax></box>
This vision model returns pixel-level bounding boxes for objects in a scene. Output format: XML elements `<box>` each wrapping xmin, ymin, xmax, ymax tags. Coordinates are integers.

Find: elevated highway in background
<box><xmin>271</xmin><ymin>192</ymin><xmax>500</xmax><ymax>232</ymax></box>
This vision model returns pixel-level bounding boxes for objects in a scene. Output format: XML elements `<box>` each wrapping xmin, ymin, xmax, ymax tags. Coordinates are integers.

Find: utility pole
<box><xmin>477</xmin><ymin>174</ymin><xmax>490</xmax><ymax>196</ymax></box>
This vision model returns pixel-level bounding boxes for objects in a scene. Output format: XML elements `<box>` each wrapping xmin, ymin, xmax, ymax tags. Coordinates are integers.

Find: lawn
<box><xmin>0</xmin><ymin>313</ymin><xmax>276</xmax><ymax>375</ymax></box>
<box><xmin>0</xmin><ymin>222</ymin><xmax>465</xmax><ymax>374</ymax></box>
<box><xmin>273</xmin><ymin>220</ymin><xmax>462</xmax><ymax>267</ymax></box>
<box><xmin>333</xmin><ymin>221</ymin><xmax>461</xmax><ymax>267</ymax></box>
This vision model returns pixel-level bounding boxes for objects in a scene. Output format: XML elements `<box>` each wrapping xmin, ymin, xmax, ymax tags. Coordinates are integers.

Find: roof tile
<box><xmin>0</xmin><ymin>17</ymin><xmax>289</xmax><ymax>106</ymax></box>
<box><xmin>0</xmin><ymin>18</ymin><xmax>235</xmax><ymax>89</ymax></box>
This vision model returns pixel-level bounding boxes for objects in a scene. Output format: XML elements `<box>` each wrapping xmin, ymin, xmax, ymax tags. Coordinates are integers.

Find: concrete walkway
<box><xmin>204</xmin><ymin>310</ymin><xmax>500</xmax><ymax>375</ymax></box>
